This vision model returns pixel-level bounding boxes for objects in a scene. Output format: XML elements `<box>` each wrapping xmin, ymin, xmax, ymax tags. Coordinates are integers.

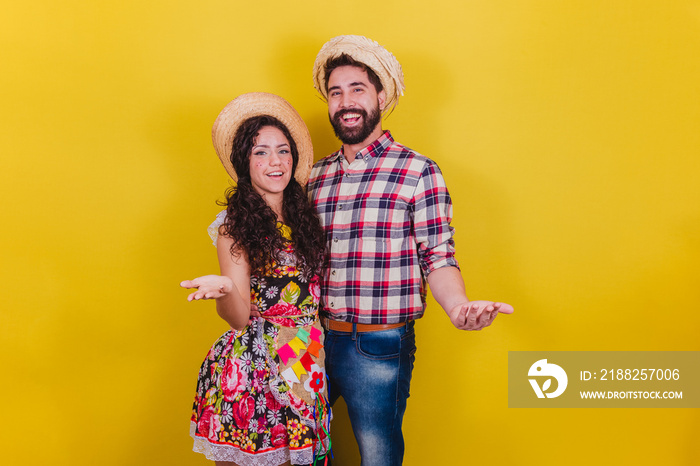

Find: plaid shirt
<box><xmin>308</xmin><ymin>131</ymin><xmax>459</xmax><ymax>324</ymax></box>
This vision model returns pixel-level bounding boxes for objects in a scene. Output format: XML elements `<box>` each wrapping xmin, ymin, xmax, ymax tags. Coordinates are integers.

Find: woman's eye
<box><xmin>254</xmin><ymin>151</ymin><xmax>266</xmax><ymax>156</ymax></box>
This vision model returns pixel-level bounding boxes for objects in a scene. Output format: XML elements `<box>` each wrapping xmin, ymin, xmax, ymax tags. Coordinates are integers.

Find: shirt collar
<box><xmin>330</xmin><ymin>130</ymin><xmax>394</xmax><ymax>162</ymax></box>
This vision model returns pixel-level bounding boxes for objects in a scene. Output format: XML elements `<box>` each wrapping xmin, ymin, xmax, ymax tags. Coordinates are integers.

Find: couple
<box><xmin>181</xmin><ymin>35</ymin><xmax>514</xmax><ymax>466</ymax></box>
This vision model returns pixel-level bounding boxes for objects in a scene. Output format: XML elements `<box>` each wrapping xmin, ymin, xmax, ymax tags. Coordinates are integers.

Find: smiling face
<box><xmin>248</xmin><ymin>126</ymin><xmax>294</xmax><ymax>200</ymax></box>
<box><xmin>327</xmin><ymin>65</ymin><xmax>386</xmax><ymax>147</ymax></box>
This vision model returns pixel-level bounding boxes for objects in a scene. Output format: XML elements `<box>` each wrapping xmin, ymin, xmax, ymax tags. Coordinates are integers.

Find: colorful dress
<box><xmin>190</xmin><ymin>214</ymin><xmax>331</xmax><ymax>465</ymax></box>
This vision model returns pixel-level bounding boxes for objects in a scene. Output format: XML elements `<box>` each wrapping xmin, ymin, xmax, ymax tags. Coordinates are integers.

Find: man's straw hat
<box><xmin>211</xmin><ymin>92</ymin><xmax>313</xmax><ymax>185</ymax></box>
<box><xmin>312</xmin><ymin>35</ymin><xmax>405</xmax><ymax>115</ymax></box>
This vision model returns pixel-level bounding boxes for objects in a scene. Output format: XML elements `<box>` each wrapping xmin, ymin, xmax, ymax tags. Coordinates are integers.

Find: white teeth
<box><xmin>343</xmin><ymin>113</ymin><xmax>360</xmax><ymax>120</ymax></box>
<box><xmin>268</xmin><ymin>172</ymin><xmax>283</xmax><ymax>176</ymax></box>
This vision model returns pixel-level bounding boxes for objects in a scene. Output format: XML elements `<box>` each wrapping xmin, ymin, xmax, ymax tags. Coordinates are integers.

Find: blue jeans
<box><xmin>324</xmin><ymin>321</ymin><xmax>416</xmax><ymax>466</ymax></box>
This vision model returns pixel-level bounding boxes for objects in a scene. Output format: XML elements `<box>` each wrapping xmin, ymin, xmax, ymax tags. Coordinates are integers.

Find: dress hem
<box><xmin>190</xmin><ymin>421</ymin><xmax>315</xmax><ymax>465</ymax></box>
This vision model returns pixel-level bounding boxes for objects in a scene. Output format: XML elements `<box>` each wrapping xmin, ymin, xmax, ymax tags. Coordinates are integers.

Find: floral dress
<box><xmin>190</xmin><ymin>214</ymin><xmax>331</xmax><ymax>465</ymax></box>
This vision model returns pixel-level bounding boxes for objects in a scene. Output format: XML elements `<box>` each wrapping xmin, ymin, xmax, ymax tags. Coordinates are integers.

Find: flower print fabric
<box><xmin>191</xmin><ymin>217</ymin><xmax>331</xmax><ymax>465</ymax></box>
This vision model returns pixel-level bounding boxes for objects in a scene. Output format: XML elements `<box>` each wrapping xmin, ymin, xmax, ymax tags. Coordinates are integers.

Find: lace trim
<box><xmin>208</xmin><ymin>210</ymin><xmax>227</xmax><ymax>247</ymax></box>
<box><xmin>190</xmin><ymin>422</ymin><xmax>314</xmax><ymax>465</ymax></box>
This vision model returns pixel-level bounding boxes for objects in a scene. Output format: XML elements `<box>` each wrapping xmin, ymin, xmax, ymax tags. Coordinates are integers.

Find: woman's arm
<box><xmin>213</xmin><ymin>234</ymin><xmax>252</xmax><ymax>330</ymax></box>
<box><xmin>180</xmin><ymin>235</ymin><xmax>252</xmax><ymax>330</ymax></box>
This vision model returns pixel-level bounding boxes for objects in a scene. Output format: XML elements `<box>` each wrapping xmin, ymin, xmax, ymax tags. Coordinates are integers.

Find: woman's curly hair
<box><xmin>218</xmin><ymin>115</ymin><xmax>326</xmax><ymax>279</ymax></box>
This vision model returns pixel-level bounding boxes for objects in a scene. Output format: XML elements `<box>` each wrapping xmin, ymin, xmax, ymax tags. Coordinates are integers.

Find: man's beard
<box><xmin>329</xmin><ymin>105</ymin><xmax>382</xmax><ymax>145</ymax></box>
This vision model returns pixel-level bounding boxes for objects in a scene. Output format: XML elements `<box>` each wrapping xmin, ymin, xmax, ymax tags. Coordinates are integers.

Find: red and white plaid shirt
<box><xmin>308</xmin><ymin>131</ymin><xmax>459</xmax><ymax>324</ymax></box>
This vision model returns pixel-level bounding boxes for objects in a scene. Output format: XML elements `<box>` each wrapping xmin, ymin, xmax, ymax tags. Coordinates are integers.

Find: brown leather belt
<box><xmin>321</xmin><ymin>316</ymin><xmax>406</xmax><ymax>333</ymax></box>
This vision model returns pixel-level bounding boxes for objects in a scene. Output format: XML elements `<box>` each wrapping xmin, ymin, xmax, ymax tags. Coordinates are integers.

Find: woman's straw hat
<box><xmin>312</xmin><ymin>35</ymin><xmax>405</xmax><ymax>115</ymax></box>
<box><xmin>211</xmin><ymin>92</ymin><xmax>313</xmax><ymax>185</ymax></box>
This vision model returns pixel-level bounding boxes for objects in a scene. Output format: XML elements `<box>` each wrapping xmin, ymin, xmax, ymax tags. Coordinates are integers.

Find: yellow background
<box><xmin>2</xmin><ymin>1</ymin><xmax>699</xmax><ymax>465</ymax></box>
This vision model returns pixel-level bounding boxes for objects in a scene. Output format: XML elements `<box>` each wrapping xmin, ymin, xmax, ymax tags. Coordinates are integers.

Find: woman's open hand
<box><xmin>180</xmin><ymin>275</ymin><xmax>234</xmax><ymax>301</ymax></box>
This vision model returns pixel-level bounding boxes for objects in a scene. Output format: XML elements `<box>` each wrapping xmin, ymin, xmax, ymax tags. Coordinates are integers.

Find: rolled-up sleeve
<box><xmin>412</xmin><ymin>161</ymin><xmax>460</xmax><ymax>276</ymax></box>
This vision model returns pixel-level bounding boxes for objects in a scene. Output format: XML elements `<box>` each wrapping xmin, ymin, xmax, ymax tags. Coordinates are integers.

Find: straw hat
<box><xmin>312</xmin><ymin>35</ymin><xmax>405</xmax><ymax>115</ymax></box>
<box><xmin>211</xmin><ymin>92</ymin><xmax>313</xmax><ymax>185</ymax></box>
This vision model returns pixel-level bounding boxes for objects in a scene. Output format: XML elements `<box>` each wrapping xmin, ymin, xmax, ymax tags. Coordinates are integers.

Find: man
<box><xmin>307</xmin><ymin>35</ymin><xmax>514</xmax><ymax>466</ymax></box>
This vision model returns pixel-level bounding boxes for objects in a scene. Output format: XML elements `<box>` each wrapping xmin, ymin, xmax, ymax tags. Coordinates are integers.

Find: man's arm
<box><xmin>427</xmin><ymin>266</ymin><xmax>514</xmax><ymax>331</ymax></box>
<box><xmin>413</xmin><ymin>159</ymin><xmax>514</xmax><ymax>330</ymax></box>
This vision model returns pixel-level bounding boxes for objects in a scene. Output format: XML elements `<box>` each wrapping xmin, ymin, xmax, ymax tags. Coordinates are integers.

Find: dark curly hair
<box><xmin>218</xmin><ymin>115</ymin><xmax>326</xmax><ymax>279</ymax></box>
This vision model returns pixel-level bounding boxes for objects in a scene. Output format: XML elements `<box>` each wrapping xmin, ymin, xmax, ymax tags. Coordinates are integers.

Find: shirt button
<box><xmin>338</xmin><ymin>205</ymin><xmax>343</xmax><ymax>210</ymax></box>
<box><xmin>331</xmin><ymin>270</ymin><xmax>336</xmax><ymax>276</ymax></box>
<box><xmin>330</xmin><ymin>302</ymin><xmax>334</xmax><ymax>307</ymax></box>
<box><xmin>333</xmin><ymin>238</ymin><xmax>338</xmax><ymax>243</ymax></box>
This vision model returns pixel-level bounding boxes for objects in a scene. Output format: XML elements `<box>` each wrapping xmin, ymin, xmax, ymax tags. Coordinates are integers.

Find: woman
<box><xmin>181</xmin><ymin>93</ymin><xmax>330</xmax><ymax>466</ymax></box>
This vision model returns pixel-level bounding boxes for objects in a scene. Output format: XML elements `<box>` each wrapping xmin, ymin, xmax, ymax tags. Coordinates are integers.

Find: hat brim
<box><xmin>312</xmin><ymin>35</ymin><xmax>405</xmax><ymax>115</ymax></box>
<box><xmin>211</xmin><ymin>93</ymin><xmax>313</xmax><ymax>186</ymax></box>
